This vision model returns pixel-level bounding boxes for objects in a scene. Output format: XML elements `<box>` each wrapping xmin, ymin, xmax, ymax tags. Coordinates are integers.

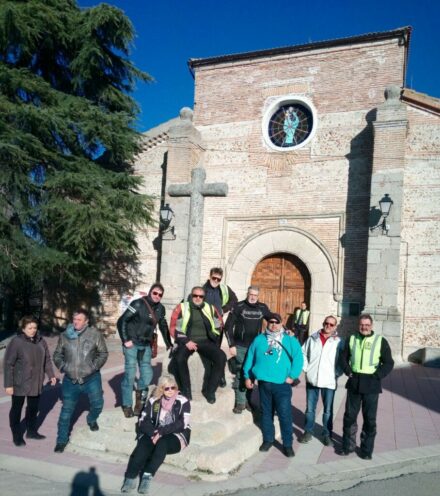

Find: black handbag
<box><xmin>227</xmin><ymin>356</ymin><xmax>239</xmax><ymax>375</ymax></box>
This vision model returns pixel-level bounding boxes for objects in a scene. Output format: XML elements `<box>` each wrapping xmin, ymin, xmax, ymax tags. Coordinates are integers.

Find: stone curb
<box><xmin>1</xmin><ymin>444</ymin><xmax>439</xmax><ymax>495</ymax></box>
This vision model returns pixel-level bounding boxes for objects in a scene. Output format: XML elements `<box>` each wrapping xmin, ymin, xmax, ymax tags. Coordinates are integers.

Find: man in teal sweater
<box><xmin>243</xmin><ymin>313</ymin><xmax>303</xmax><ymax>457</ymax></box>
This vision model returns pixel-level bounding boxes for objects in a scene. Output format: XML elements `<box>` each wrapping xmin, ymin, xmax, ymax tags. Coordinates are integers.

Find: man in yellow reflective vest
<box><xmin>202</xmin><ymin>267</ymin><xmax>237</xmax><ymax>389</ymax></box>
<box><xmin>293</xmin><ymin>301</ymin><xmax>310</xmax><ymax>345</ymax></box>
<box><xmin>169</xmin><ymin>286</ymin><xmax>226</xmax><ymax>404</ymax></box>
<box><xmin>339</xmin><ymin>314</ymin><xmax>394</xmax><ymax>460</ymax></box>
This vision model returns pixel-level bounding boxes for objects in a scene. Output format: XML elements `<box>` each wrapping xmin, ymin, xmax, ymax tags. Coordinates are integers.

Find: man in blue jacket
<box><xmin>243</xmin><ymin>313</ymin><xmax>303</xmax><ymax>457</ymax></box>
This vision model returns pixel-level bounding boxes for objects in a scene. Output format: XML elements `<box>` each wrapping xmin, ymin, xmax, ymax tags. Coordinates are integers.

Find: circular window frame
<box><xmin>262</xmin><ymin>96</ymin><xmax>317</xmax><ymax>151</ymax></box>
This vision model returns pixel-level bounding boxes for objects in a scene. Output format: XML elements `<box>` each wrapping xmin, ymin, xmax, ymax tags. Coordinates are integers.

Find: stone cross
<box><xmin>168</xmin><ymin>167</ymin><xmax>228</xmax><ymax>298</ymax></box>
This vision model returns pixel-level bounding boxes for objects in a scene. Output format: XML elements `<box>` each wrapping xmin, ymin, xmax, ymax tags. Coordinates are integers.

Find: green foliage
<box><xmin>0</xmin><ymin>0</ymin><xmax>154</xmax><ymax>305</ymax></box>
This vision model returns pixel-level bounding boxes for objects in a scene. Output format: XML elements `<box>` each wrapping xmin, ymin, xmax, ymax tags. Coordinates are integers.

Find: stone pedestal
<box><xmin>68</xmin><ymin>355</ymin><xmax>275</xmax><ymax>477</ymax></box>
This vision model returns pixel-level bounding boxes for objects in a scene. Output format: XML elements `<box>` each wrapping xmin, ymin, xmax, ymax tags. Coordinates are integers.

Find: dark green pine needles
<box><xmin>0</xmin><ymin>0</ymin><xmax>154</xmax><ymax>305</ymax></box>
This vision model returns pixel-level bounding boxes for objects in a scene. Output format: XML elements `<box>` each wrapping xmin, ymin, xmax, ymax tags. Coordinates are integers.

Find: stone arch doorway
<box><xmin>251</xmin><ymin>252</ymin><xmax>311</xmax><ymax>325</ymax></box>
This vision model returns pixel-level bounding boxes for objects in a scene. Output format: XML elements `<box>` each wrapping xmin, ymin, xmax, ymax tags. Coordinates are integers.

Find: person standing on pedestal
<box><xmin>339</xmin><ymin>314</ymin><xmax>394</xmax><ymax>460</ymax></box>
<box><xmin>53</xmin><ymin>309</ymin><xmax>108</xmax><ymax>453</ymax></box>
<box><xmin>202</xmin><ymin>267</ymin><xmax>237</xmax><ymax>389</ymax></box>
<box><xmin>298</xmin><ymin>315</ymin><xmax>343</xmax><ymax>447</ymax></box>
<box><xmin>117</xmin><ymin>283</ymin><xmax>172</xmax><ymax>418</ymax></box>
<box><xmin>243</xmin><ymin>313</ymin><xmax>303</xmax><ymax>457</ymax></box>
<box><xmin>293</xmin><ymin>301</ymin><xmax>310</xmax><ymax>345</ymax></box>
<box><xmin>170</xmin><ymin>287</ymin><xmax>225</xmax><ymax>403</ymax></box>
<box><xmin>224</xmin><ymin>286</ymin><xmax>271</xmax><ymax>413</ymax></box>
<box><xmin>3</xmin><ymin>316</ymin><xmax>56</xmax><ymax>446</ymax></box>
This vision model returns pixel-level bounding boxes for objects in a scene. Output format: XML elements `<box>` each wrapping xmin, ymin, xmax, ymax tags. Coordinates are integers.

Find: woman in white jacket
<box><xmin>299</xmin><ymin>315</ymin><xmax>343</xmax><ymax>446</ymax></box>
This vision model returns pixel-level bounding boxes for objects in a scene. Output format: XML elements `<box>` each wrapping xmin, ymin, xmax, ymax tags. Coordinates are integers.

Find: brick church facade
<box><xmin>105</xmin><ymin>27</ymin><xmax>439</xmax><ymax>360</ymax></box>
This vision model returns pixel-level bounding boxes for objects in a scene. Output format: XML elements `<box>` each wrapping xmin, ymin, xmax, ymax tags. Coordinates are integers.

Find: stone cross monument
<box><xmin>168</xmin><ymin>167</ymin><xmax>228</xmax><ymax>298</ymax></box>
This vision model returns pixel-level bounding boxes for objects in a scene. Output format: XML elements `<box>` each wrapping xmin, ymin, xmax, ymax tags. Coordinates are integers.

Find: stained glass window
<box><xmin>268</xmin><ymin>103</ymin><xmax>313</xmax><ymax>148</ymax></box>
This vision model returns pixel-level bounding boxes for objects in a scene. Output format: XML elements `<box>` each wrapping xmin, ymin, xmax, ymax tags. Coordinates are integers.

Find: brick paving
<box><xmin>1</xmin><ymin>335</ymin><xmax>440</xmax><ymax>493</ymax></box>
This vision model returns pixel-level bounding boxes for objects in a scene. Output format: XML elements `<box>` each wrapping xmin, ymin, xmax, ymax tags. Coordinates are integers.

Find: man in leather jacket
<box><xmin>117</xmin><ymin>283</ymin><xmax>172</xmax><ymax>418</ymax></box>
<box><xmin>53</xmin><ymin>309</ymin><xmax>108</xmax><ymax>453</ymax></box>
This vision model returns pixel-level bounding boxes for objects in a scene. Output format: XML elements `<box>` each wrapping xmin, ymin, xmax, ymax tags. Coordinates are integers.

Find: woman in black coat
<box><xmin>121</xmin><ymin>374</ymin><xmax>191</xmax><ymax>494</ymax></box>
<box><xmin>3</xmin><ymin>316</ymin><xmax>56</xmax><ymax>446</ymax></box>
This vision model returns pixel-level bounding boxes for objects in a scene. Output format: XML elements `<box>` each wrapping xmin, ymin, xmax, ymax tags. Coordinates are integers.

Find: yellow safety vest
<box><xmin>349</xmin><ymin>334</ymin><xmax>382</xmax><ymax>374</ymax></box>
<box><xmin>219</xmin><ymin>284</ymin><xmax>229</xmax><ymax>307</ymax></box>
<box><xmin>295</xmin><ymin>309</ymin><xmax>310</xmax><ymax>325</ymax></box>
<box><xmin>180</xmin><ymin>302</ymin><xmax>219</xmax><ymax>336</ymax></box>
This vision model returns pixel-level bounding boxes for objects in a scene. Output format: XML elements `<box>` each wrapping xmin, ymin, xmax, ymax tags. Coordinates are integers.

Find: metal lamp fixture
<box><xmin>370</xmin><ymin>194</ymin><xmax>393</xmax><ymax>235</ymax></box>
<box><xmin>159</xmin><ymin>203</ymin><xmax>176</xmax><ymax>239</ymax></box>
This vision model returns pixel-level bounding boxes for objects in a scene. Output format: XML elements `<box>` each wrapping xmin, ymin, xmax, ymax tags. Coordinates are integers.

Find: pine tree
<box><xmin>0</xmin><ymin>0</ymin><xmax>154</xmax><ymax>324</ymax></box>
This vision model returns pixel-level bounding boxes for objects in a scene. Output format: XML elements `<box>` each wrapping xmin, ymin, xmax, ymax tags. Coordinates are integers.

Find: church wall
<box><xmin>190</xmin><ymin>39</ymin><xmax>405</xmax><ymax>330</ymax></box>
<box><xmin>400</xmin><ymin>106</ymin><xmax>440</xmax><ymax>353</ymax></box>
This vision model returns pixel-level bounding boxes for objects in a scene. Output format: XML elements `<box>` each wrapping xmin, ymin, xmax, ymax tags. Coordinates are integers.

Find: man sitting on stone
<box><xmin>170</xmin><ymin>286</ymin><xmax>225</xmax><ymax>404</ymax></box>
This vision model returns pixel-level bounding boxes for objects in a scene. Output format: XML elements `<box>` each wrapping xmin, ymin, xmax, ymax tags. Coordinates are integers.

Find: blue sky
<box><xmin>78</xmin><ymin>0</ymin><xmax>439</xmax><ymax>131</ymax></box>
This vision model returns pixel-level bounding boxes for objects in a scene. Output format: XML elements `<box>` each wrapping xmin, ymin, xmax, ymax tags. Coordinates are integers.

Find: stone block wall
<box><xmin>187</xmin><ymin>38</ymin><xmax>406</xmax><ymax>333</ymax></box>
<box><xmin>401</xmin><ymin>106</ymin><xmax>440</xmax><ymax>354</ymax></box>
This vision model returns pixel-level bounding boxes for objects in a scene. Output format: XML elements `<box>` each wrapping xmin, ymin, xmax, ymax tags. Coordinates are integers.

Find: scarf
<box><xmin>265</xmin><ymin>328</ymin><xmax>284</xmax><ymax>363</ymax></box>
<box><xmin>160</xmin><ymin>391</ymin><xmax>178</xmax><ymax>412</ymax></box>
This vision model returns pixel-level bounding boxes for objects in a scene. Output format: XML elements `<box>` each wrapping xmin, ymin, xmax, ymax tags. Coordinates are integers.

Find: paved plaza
<box><xmin>1</xmin><ymin>336</ymin><xmax>439</xmax><ymax>495</ymax></box>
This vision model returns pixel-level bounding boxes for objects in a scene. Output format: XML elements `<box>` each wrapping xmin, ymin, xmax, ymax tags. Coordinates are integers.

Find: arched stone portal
<box><xmin>226</xmin><ymin>228</ymin><xmax>338</xmax><ymax>332</ymax></box>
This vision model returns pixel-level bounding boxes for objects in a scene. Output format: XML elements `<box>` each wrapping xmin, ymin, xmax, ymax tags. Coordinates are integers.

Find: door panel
<box><xmin>251</xmin><ymin>253</ymin><xmax>310</xmax><ymax>326</ymax></box>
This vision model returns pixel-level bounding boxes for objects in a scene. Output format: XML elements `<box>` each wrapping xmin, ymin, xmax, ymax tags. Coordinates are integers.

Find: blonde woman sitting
<box><xmin>121</xmin><ymin>374</ymin><xmax>191</xmax><ymax>494</ymax></box>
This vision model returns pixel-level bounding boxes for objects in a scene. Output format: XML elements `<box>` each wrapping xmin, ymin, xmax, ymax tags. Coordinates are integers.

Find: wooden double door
<box><xmin>251</xmin><ymin>253</ymin><xmax>310</xmax><ymax>326</ymax></box>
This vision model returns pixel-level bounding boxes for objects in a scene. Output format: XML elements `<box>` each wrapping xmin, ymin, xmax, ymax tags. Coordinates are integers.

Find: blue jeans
<box><xmin>259</xmin><ymin>381</ymin><xmax>293</xmax><ymax>447</ymax></box>
<box><xmin>304</xmin><ymin>384</ymin><xmax>335</xmax><ymax>437</ymax></box>
<box><xmin>121</xmin><ymin>344</ymin><xmax>153</xmax><ymax>407</ymax></box>
<box><xmin>56</xmin><ymin>373</ymin><xmax>104</xmax><ymax>444</ymax></box>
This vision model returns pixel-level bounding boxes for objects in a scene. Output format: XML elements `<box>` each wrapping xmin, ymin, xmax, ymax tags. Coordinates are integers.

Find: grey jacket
<box><xmin>3</xmin><ymin>333</ymin><xmax>55</xmax><ymax>396</ymax></box>
<box><xmin>53</xmin><ymin>325</ymin><xmax>108</xmax><ymax>384</ymax></box>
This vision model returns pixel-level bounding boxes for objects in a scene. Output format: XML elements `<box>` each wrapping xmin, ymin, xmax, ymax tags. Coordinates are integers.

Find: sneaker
<box><xmin>232</xmin><ymin>404</ymin><xmax>246</xmax><ymax>414</ymax></box>
<box><xmin>121</xmin><ymin>477</ymin><xmax>137</xmax><ymax>493</ymax></box>
<box><xmin>299</xmin><ymin>431</ymin><xmax>312</xmax><ymax>444</ymax></box>
<box><xmin>88</xmin><ymin>422</ymin><xmax>99</xmax><ymax>432</ymax></box>
<box><xmin>26</xmin><ymin>431</ymin><xmax>46</xmax><ymax>440</ymax></box>
<box><xmin>283</xmin><ymin>446</ymin><xmax>295</xmax><ymax>458</ymax></box>
<box><xmin>138</xmin><ymin>472</ymin><xmax>152</xmax><ymax>494</ymax></box>
<box><xmin>54</xmin><ymin>442</ymin><xmax>67</xmax><ymax>453</ymax></box>
<box><xmin>322</xmin><ymin>436</ymin><xmax>334</xmax><ymax>447</ymax></box>
<box><xmin>259</xmin><ymin>441</ymin><xmax>273</xmax><ymax>452</ymax></box>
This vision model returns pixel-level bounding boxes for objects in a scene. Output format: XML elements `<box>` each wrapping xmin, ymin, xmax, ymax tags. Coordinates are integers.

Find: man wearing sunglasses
<box><xmin>299</xmin><ymin>315</ymin><xmax>343</xmax><ymax>447</ymax></box>
<box><xmin>339</xmin><ymin>314</ymin><xmax>394</xmax><ymax>460</ymax></box>
<box><xmin>202</xmin><ymin>267</ymin><xmax>238</xmax><ymax>389</ymax></box>
<box><xmin>117</xmin><ymin>283</ymin><xmax>172</xmax><ymax>418</ymax></box>
<box><xmin>243</xmin><ymin>313</ymin><xmax>303</xmax><ymax>457</ymax></box>
<box><xmin>170</xmin><ymin>286</ymin><xmax>226</xmax><ymax>404</ymax></box>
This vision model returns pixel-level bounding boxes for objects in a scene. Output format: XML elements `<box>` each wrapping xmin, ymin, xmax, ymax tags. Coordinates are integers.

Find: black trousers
<box><xmin>342</xmin><ymin>389</ymin><xmax>379</xmax><ymax>456</ymax></box>
<box><xmin>9</xmin><ymin>395</ymin><xmax>40</xmax><ymax>439</ymax></box>
<box><xmin>175</xmin><ymin>340</ymin><xmax>226</xmax><ymax>396</ymax></box>
<box><xmin>125</xmin><ymin>434</ymin><xmax>181</xmax><ymax>477</ymax></box>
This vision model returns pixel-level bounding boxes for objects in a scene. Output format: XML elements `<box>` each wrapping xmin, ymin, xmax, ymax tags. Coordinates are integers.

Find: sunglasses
<box><xmin>164</xmin><ymin>386</ymin><xmax>177</xmax><ymax>391</ymax></box>
<box><xmin>211</xmin><ymin>276</ymin><xmax>222</xmax><ymax>282</ymax></box>
<box><xmin>268</xmin><ymin>321</ymin><xmax>279</xmax><ymax>324</ymax></box>
<box><xmin>192</xmin><ymin>294</ymin><xmax>204</xmax><ymax>299</ymax></box>
<box><xmin>324</xmin><ymin>322</ymin><xmax>336</xmax><ymax>327</ymax></box>
<box><xmin>151</xmin><ymin>291</ymin><xmax>163</xmax><ymax>297</ymax></box>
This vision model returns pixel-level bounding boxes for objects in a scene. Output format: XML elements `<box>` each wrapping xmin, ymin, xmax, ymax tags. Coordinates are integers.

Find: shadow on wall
<box><xmin>338</xmin><ymin>109</ymin><xmax>376</xmax><ymax>338</ymax></box>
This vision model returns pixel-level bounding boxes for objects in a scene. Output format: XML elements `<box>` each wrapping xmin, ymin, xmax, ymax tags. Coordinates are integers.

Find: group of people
<box><xmin>3</xmin><ymin>266</ymin><xmax>394</xmax><ymax>494</ymax></box>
